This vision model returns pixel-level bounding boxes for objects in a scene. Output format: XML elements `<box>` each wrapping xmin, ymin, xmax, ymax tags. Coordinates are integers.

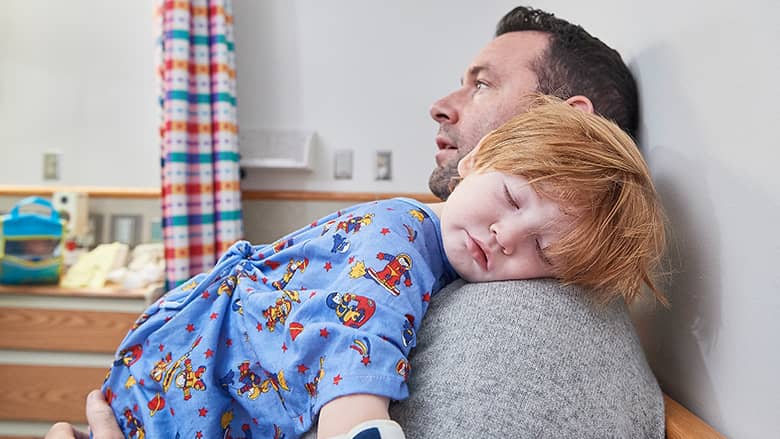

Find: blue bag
<box><xmin>0</xmin><ymin>197</ymin><xmax>64</xmax><ymax>285</ymax></box>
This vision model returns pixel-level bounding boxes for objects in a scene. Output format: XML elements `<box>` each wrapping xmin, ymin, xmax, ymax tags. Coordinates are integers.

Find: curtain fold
<box><xmin>158</xmin><ymin>0</ymin><xmax>243</xmax><ymax>288</ymax></box>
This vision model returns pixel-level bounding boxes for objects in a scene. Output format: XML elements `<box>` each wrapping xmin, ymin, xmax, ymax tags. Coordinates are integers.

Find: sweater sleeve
<box><xmin>390</xmin><ymin>279</ymin><xmax>665</xmax><ymax>439</ymax></box>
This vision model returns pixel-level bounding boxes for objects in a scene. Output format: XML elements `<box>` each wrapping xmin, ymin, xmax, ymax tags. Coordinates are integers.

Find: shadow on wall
<box><xmin>628</xmin><ymin>43</ymin><xmax>725</xmax><ymax>426</ymax></box>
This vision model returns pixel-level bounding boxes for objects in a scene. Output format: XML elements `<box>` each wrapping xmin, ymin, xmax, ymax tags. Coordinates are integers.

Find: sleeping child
<box><xmin>102</xmin><ymin>95</ymin><xmax>667</xmax><ymax>439</ymax></box>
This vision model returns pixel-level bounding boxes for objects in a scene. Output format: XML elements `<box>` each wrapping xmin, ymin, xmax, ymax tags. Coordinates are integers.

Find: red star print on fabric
<box><xmin>324</xmin><ymin>261</ymin><xmax>332</xmax><ymax>271</ymax></box>
<box><xmin>226</xmin><ymin>338</ymin><xmax>233</xmax><ymax>347</ymax></box>
<box><xmin>256</xmin><ymin>322</ymin><xmax>263</xmax><ymax>331</ymax></box>
<box><xmin>138</xmin><ymin>379</ymin><xmax>145</xmax><ymax>386</ymax></box>
<box><xmin>170</xmin><ymin>407</ymin><xmax>175</xmax><ymax>416</ymax></box>
<box><xmin>361</xmin><ymin>356</ymin><xmax>371</xmax><ymax>366</ymax></box>
<box><xmin>186</xmin><ymin>323</ymin><xmax>195</xmax><ymax>332</ymax></box>
<box><xmin>297</xmin><ymin>364</ymin><xmax>309</xmax><ymax>374</ymax></box>
<box><xmin>422</xmin><ymin>292</ymin><xmax>431</xmax><ymax>302</ymax></box>
<box><xmin>282</xmin><ymin>343</ymin><xmax>288</xmax><ymax>352</ymax></box>
<box><xmin>158</xmin><ymin>344</ymin><xmax>165</xmax><ymax>352</ymax></box>
<box><xmin>133</xmin><ymin>404</ymin><xmax>138</xmax><ymax>413</ymax></box>
<box><xmin>204</xmin><ymin>349</ymin><xmax>214</xmax><ymax>359</ymax></box>
<box><xmin>210</xmin><ymin>312</ymin><xmax>218</xmax><ymax>320</ymax></box>
<box><xmin>262</xmin><ymin>277</ymin><xmax>268</xmax><ymax>284</ymax></box>
<box><xmin>380</xmin><ymin>227</ymin><xmax>390</xmax><ymax>235</ymax></box>
<box><xmin>164</xmin><ymin>316</ymin><xmax>173</xmax><ymax>323</ymax></box>
<box><xmin>320</xmin><ymin>328</ymin><xmax>329</xmax><ymax>338</ymax></box>
<box><xmin>198</xmin><ymin>407</ymin><xmax>208</xmax><ymax>417</ymax></box>
<box><xmin>201</xmin><ymin>291</ymin><xmax>210</xmax><ymax>299</ymax></box>
<box><xmin>348</xmin><ymin>256</ymin><xmax>355</xmax><ymax>264</ymax></box>
<box><xmin>310</xmin><ymin>221</ymin><xmax>318</xmax><ymax>227</ymax></box>
<box><xmin>196</xmin><ymin>432</ymin><xmax>203</xmax><ymax>438</ymax></box>
<box><xmin>253</xmin><ymin>418</ymin><xmax>259</xmax><ymax>425</ymax></box>
<box><xmin>333</xmin><ymin>374</ymin><xmax>342</xmax><ymax>385</ymax></box>
<box><xmin>309</xmin><ymin>291</ymin><xmax>317</xmax><ymax>298</ymax></box>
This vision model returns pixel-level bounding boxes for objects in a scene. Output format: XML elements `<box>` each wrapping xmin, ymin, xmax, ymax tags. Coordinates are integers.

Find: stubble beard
<box><xmin>428</xmin><ymin>148</ymin><xmax>469</xmax><ymax>201</ymax></box>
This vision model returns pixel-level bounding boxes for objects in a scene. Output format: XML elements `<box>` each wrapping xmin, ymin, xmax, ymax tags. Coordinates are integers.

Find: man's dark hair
<box><xmin>496</xmin><ymin>6</ymin><xmax>639</xmax><ymax>138</ymax></box>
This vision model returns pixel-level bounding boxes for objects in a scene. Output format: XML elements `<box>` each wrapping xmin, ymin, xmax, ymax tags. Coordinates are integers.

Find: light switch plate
<box><xmin>334</xmin><ymin>149</ymin><xmax>353</xmax><ymax>179</ymax></box>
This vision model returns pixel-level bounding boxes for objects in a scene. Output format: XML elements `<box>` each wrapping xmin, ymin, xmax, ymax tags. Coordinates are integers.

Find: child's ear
<box><xmin>457</xmin><ymin>150</ymin><xmax>476</xmax><ymax>177</ymax></box>
<box><xmin>457</xmin><ymin>137</ymin><xmax>486</xmax><ymax>177</ymax></box>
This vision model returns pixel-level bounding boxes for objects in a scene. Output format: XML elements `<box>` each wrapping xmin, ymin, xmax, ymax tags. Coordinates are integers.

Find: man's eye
<box><xmin>475</xmin><ymin>80</ymin><xmax>488</xmax><ymax>90</ymax></box>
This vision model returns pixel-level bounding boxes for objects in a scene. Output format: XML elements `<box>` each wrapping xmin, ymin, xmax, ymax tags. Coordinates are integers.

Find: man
<box><xmin>46</xmin><ymin>6</ymin><xmax>663</xmax><ymax>439</ymax></box>
<box><xmin>389</xmin><ymin>6</ymin><xmax>662</xmax><ymax>439</ymax></box>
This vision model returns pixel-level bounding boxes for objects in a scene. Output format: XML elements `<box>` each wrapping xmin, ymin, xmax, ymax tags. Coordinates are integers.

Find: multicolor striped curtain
<box><xmin>157</xmin><ymin>0</ymin><xmax>243</xmax><ymax>288</ymax></box>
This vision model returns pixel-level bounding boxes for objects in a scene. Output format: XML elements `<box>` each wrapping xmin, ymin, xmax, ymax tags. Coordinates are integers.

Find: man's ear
<box><xmin>565</xmin><ymin>95</ymin><xmax>594</xmax><ymax>114</ymax></box>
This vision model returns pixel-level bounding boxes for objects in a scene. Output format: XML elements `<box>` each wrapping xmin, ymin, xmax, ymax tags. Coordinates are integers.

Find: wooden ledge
<box><xmin>0</xmin><ymin>185</ymin><xmax>438</xmax><ymax>203</ymax></box>
<box><xmin>664</xmin><ymin>393</ymin><xmax>725</xmax><ymax>438</ymax></box>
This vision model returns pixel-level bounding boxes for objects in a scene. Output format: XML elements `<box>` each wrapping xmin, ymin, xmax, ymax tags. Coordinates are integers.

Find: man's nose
<box><xmin>429</xmin><ymin>92</ymin><xmax>459</xmax><ymax>124</ymax></box>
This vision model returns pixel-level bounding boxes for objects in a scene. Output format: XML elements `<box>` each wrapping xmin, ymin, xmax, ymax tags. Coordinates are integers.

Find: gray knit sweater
<box><xmin>306</xmin><ymin>279</ymin><xmax>665</xmax><ymax>438</ymax></box>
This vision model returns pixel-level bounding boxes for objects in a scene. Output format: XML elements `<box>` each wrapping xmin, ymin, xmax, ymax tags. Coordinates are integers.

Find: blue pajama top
<box><xmin>102</xmin><ymin>198</ymin><xmax>457</xmax><ymax>439</ymax></box>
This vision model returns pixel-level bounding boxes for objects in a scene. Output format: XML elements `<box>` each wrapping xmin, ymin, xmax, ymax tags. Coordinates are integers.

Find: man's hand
<box><xmin>44</xmin><ymin>390</ymin><xmax>123</xmax><ymax>439</ymax></box>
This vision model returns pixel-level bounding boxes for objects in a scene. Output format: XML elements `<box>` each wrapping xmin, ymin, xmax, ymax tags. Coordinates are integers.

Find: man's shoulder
<box><xmin>397</xmin><ymin>279</ymin><xmax>664</xmax><ymax>438</ymax></box>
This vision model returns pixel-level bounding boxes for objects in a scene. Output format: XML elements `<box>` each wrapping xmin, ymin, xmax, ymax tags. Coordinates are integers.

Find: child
<box><xmin>102</xmin><ymin>95</ymin><xmax>666</xmax><ymax>439</ymax></box>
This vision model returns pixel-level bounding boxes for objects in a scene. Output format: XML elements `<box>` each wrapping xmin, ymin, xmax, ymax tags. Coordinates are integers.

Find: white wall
<box><xmin>237</xmin><ymin>2</ymin><xmax>780</xmax><ymax>437</ymax></box>
<box><xmin>0</xmin><ymin>0</ymin><xmax>159</xmax><ymax>187</ymax></box>
<box><xmin>1</xmin><ymin>1</ymin><xmax>779</xmax><ymax>437</ymax></box>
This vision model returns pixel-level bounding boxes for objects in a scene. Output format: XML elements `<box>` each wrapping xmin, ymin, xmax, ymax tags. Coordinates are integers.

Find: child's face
<box><xmin>440</xmin><ymin>169</ymin><xmax>573</xmax><ymax>282</ymax></box>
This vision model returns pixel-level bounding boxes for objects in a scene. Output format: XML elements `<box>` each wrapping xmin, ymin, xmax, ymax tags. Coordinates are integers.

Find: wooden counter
<box><xmin>0</xmin><ymin>284</ymin><xmax>161</xmax><ymax>438</ymax></box>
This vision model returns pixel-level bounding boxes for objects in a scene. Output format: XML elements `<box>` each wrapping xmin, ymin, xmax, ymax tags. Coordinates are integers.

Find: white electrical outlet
<box><xmin>43</xmin><ymin>152</ymin><xmax>60</xmax><ymax>180</ymax></box>
<box><xmin>376</xmin><ymin>151</ymin><xmax>392</xmax><ymax>181</ymax></box>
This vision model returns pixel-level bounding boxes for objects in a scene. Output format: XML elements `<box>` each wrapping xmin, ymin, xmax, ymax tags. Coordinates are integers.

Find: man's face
<box><xmin>428</xmin><ymin>31</ymin><xmax>549</xmax><ymax>200</ymax></box>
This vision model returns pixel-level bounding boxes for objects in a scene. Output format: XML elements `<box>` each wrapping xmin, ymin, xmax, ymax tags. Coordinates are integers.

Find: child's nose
<box><xmin>489</xmin><ymin>223</ymin><xmax>513</xmax><ymax>255</ymax></box>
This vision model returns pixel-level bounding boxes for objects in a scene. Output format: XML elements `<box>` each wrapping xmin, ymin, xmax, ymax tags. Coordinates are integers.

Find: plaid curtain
<box><xmin>157</xmin><ymin>0</ymin><xmax>243</xmax><ymax>288</ymax></box>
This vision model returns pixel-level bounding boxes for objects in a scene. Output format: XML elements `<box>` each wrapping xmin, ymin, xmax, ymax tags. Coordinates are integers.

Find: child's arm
<box><xmin>318</xmin><ymin>394</ymin><xmax>405</xmax><ymax>439</ymax></box>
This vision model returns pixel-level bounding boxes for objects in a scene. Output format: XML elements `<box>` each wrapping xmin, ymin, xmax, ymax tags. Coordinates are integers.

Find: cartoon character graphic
<box><xmin>271</xmin><ymin>258</ymin><xmax>309</xmax><ymax>290</ymax></box>
<box><xmin>304</xmin><ymin>357</ymin><xmax>326</xmax><ymax>397</ymax></box>
<box><xmin>114</xmin><ymin>344</ymin><xmax>143</xmax><ymax>367</ymax></box>
<box><xmin>396</xmin><ymin>358</ymin><xmax>410</xmax><ymax>382</ymax></box>
<box><xmin>330</xmin><ymin>233</ymin><xmax>351</xmax><ymax>253</ymax></box>
<box><xmin>131</xmin><ymin>313</ymin><xmax>151</xmax><ymax>331</ymax></box>
<box><xmin>272</xmin><ymin>238</ymin><xmax>294</xmax><ymax>253</ymax></box>
<box><xmin>325</xmin><ymin>292</ymin><xmax>376</xmax><ymax>328</ymax></box>
<box><xmin>321</xmin><ymin>213</ymin><xmax>374</xmax><ymax>235</ymax></box>
<box><xmin>232</xmin><ymin>298</ymin><xmax>244</xmax><ymax>315</ymax></box>
<box><xmin>402</xmin><ymin>224</ymin><xmax>417</xmax><ymax>243</ymax></box>
<box><xmin>235</xmin><ymin>361</ymin><xmax>290</xmax><ymax>403</ymax></box>
<box><xmin>218</xmin><ymin>275</ymin><xmax>238</xmax><ymax>296</ymax></box>
<box><xmin>174</xmin><ymin>358</ymin><xmax>207</xmax><ymax>400</ymax></box>
<box><xmin>220</xmin><ymin>410</ymin><xmax>254</xmax><ymax>439</ymax></box>
<box><xmin>407</xmin><ymin>208</ymin><xmax>429</xmax><ymax>223</ymax></box>
<box><xmin>122</xmin><ymin>407</ymin><xmax>145</xmax><ymax>439</ymax></box>
<box><xmin>401</xmin><ymin>314</ymin><xmax>416</xmax><ymax>347</ymax></box>
<box><xmin>219</xmin><ymin>370</ymin><xmax>235</xmax><ymax>392</ymax></box>
<box><xmin>262</xmin><ymin>290</ymin><xmax>301</xmax><ymax>332</ymax></box>
<box><xmin>149</xmin><ymin>337</ymin><xmax>202</xmax><ymax>392</ymax></box>
<box><xmin>363</xmin><ymin>252</ymin><xmax>413</xmax><ymax>296</ymax></box>
<box><xmin>350</xmin><ymin>337</ymin><xmax>372</xmax><ymax>366</ymax></box>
